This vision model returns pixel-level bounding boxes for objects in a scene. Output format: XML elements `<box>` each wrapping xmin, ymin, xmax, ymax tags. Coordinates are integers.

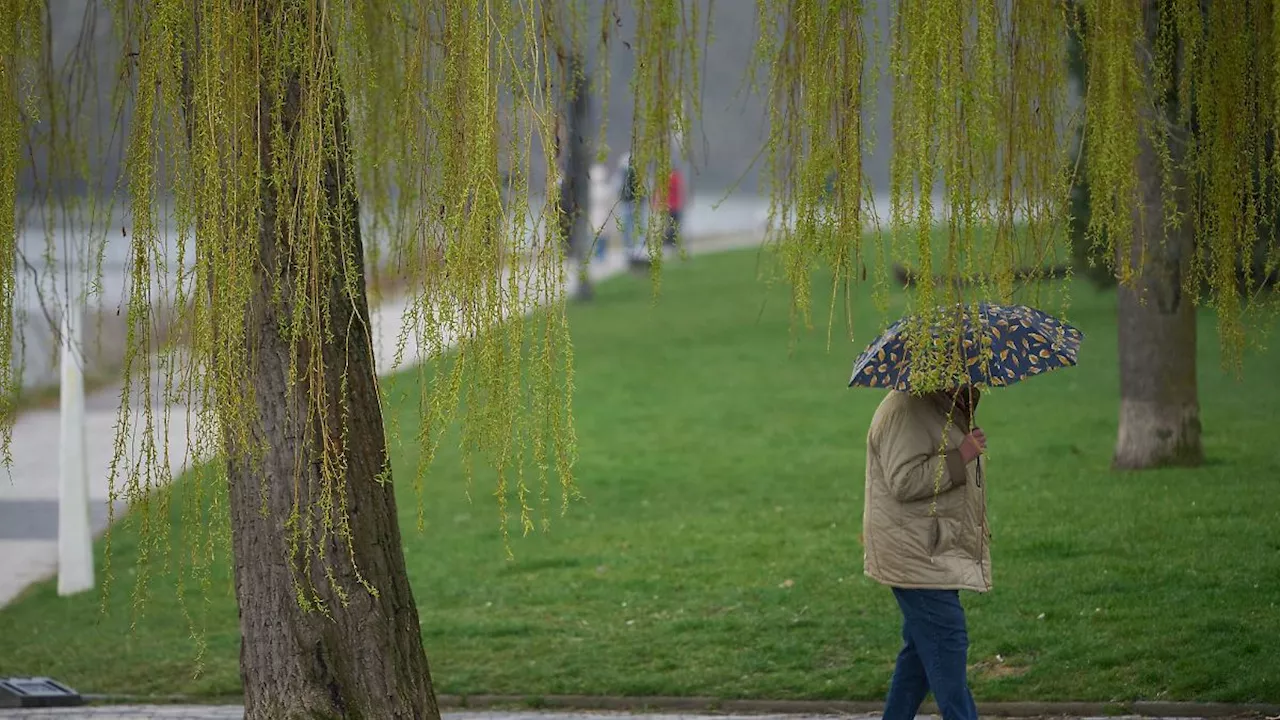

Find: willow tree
<box><xmin>1</xmin><ymin>0</ymin><xmax>699</xmax><ymax>718</ymax></box>
<box><xmin>754</xmin><ymin>0</ymin><xmax>1275</xmax><ymax>445</ymax></box>
<box><xmin>1069</xmin><ymin>0</ymin><xmax>1278</xmax><ymax>469</ymax></box>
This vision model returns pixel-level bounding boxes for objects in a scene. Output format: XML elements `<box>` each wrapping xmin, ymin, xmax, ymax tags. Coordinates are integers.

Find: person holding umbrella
<box><xmin>851</xmin><ymin>303</ymin><xmax>1083</xmax><ymax>720</ymax></box>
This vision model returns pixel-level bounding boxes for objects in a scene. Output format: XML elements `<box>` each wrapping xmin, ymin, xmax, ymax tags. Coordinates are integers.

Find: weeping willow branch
<box><xmin>0</xmin><ymin>0</ymin><xmax>707</xmax><ymax>627</ymax></box>
<box><xmin>757</xmin><ymin>0</ymin><xmax>868</xmax><ymax>349</ymax></box>
<box><xmin>757</xmin><ymin>1</ymin><xmax>1072</xmax><ymax>391</ymax></box>
<box><xmin>2</xmin><ymin>0</ymin><xmax>1278</xmax><ymax>646</ymax></box>
<box><xmin>630</xmin><ymin>0</ymin><xmax>704</xmax><ymax>285</ymax></box>
<box><xmin>0</xmin><ymin>0</ymin><xmax>42</xmax><ymax>468</ymax></box>
<box><xmin>1078</xmin><ymin>0</ymin><xmax>1280</xmax><ymax>369</ymax></box>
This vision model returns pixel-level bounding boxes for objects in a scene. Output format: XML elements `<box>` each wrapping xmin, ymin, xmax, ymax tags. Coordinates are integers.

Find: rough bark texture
<box><xmin>223</xmin><ymin>7</ymin><xmax>439</xmax><ymax>719</ymax></box>
<box><xmin>1113</xmin><ymin>91</ymin><xmax>1203</xmax><ymax>470</ymax></box>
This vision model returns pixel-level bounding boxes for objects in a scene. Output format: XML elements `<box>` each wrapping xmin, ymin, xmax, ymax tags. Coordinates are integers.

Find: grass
<box><xmin>0</xmin><ymin>247</ymin><xmax>1278</xmax><ymax>704</ymax></box>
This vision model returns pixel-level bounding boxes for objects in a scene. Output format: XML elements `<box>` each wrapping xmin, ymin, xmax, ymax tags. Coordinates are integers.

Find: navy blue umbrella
<box><xmin>848</xmin><ymin>303</ymin><xmax>1083</xmax><ymax>391</ymax></box>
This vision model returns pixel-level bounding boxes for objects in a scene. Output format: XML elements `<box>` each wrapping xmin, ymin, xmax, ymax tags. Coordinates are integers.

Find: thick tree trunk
<box><xmin>1113</xmin><ymin>120</ymin><xmax>1203</xmax><ymax>470</ymax></box>
<box><xmin>223</xmin><ymin>7</ymin><xmax>439</xmax><ymax>719</ymax></box>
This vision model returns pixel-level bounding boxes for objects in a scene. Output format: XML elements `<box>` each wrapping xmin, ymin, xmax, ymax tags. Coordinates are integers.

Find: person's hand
<box><xmin>960</xmin><ymin>427</ymin><xmax>987</xmax><ymax>463</ymax></box>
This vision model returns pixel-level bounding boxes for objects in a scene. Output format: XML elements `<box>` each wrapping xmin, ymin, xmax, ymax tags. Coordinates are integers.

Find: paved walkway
<box><xmin>0</xmin><ymin>233</ymin><xmax>763</xmax><ymax>607</ymax></box>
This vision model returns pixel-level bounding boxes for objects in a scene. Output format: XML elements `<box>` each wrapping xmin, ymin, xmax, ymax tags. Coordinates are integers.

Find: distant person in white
<box><xmin>589</xmin><ymin>163</ymin><xmax>611</xmax><ymax>259</ymax></box>
<box><xmin>616</xmin><ymin>153</ymin><xmax>644</xmax><ymax>260</ymax></box>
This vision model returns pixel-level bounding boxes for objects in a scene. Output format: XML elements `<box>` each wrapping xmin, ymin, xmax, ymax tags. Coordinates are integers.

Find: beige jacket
<box><xmin>862</xmin><ymin>391</ymin><xmax>991</xmax><ymax>592</ymax></box>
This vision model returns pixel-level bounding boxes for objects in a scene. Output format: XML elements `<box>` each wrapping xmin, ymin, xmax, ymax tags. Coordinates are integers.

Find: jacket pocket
<box><xmin>930</xmin><ymin>516</ymin><xmax>958</xmax><ymax>557</ymax></box>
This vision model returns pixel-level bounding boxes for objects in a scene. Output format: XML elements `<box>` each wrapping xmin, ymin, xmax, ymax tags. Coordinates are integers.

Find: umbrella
<box><xmin>848</xmin><ymin>303</ymin><xmax>1083</xmax><ymax>391</ymax></box>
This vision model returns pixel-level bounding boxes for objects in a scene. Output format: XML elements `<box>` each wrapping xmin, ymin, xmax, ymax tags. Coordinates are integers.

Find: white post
<box><xmin>57</xmin><ymin>269</ymin><xmax>93</xmax><ymax>596</ymax></box>
<box><xmin>589</xmin><ymin>163</ymin><xmax>610</xmax><ymax>251</ymax></box>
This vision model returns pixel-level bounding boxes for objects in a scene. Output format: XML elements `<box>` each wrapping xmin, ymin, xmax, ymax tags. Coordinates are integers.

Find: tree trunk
<box><xmin>223</xmin><ymin>6</ymin><xmax>439</xmax><ymax>719</ymax></box>
<box><xmin>1113</xmin><ymin>115</ymin><xmax>1203</xmax><ymax>470</ymax></box>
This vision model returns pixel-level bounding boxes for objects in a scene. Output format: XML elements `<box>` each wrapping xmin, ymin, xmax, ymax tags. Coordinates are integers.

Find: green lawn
<box><xmin>1</xmin><ymin>247</ymin><xmax>1278</xmax><ymax>703</ymax></box>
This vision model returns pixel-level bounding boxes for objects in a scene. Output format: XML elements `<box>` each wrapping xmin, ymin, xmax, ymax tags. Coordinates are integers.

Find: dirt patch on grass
<box><xmin>970</xmin><ymin>655</ymin><xmax>1033</xmax><ymax>680</ymax></box>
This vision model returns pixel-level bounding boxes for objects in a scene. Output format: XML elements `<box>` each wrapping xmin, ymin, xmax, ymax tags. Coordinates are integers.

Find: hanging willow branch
<box><xmin>0</xmin><ymin>0</ymin><xmax>43</xmax><ymax>469</ymax></box>
<box><xmin>756</xmin><ymin>0</ymin><xmax>869</xmax><ymax>348</ymax></box>
<box><xmin>758</xmin><ymin>0</ymin><xmax>1275</xmax><ymax>383</ymax></box>
<box><xmin>2</xmin><ymin>0</ymin><xmax>1278</xmax><ymax>637</ymax></box>
<box><xmin>629</xmin><ymin>0</ymin><xmax>704</xmax><ymax>284</ymax></box>
<box><xmin>0</xmin><ymin>0</ymin><xmax>704</xmax><ymax>626</ymax></box>
<box><xmin>1077</xmin><ymin>0</ymin><xmax>1280</xmax><ymax>365</ymax></box>
<box><xmin>757</xmin><ymin>0</ymin><xmax>1073</xmax><ymax>391</ymax></box>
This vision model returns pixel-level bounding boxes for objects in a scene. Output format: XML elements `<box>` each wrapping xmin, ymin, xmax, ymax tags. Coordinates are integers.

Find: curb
<box><xmin>80</xmin><ymin>693</ymin><xmax>1280</xmax><ymax>719</ymax></box>
<box><xmin>434</xmin><ymin>695</ymin><xmax>1280</xmax><ymax>718</ymax></box>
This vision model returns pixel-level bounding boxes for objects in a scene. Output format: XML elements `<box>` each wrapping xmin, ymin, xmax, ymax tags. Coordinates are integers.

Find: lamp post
<box><xmin>57</xmin><ymin>254</ymin><xmax>92</xmax><ymax>597</ymax></box>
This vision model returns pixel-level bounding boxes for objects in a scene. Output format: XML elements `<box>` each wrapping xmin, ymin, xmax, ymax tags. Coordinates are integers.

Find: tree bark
<box><xmin>1113</xmin><ymin>110</ymin><xmax>1203</xmax><ymax>470</ymax></box>
<box><xmin>223</xmin><ymin>6</ymin><xmax>439</xmax><ymax>719</ymax></box>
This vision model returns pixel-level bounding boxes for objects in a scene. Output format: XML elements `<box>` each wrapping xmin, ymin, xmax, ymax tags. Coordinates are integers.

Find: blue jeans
<box><xmin>883</xmin><ymin>588</ymin><xmax>978</xmax><ymax>720</ymax></box>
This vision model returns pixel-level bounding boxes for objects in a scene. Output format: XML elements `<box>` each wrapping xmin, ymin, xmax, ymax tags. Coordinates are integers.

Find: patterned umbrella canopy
<box><xmin>848</xmin><ymin>303</ymin><xmax>1083</xmax><ymax>391</ymax></box>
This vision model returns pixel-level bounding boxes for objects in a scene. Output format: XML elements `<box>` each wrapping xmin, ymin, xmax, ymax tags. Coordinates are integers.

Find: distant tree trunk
<box><xmin>1113</xmin><ymin>107</ymin><xmax>1203</xmax><ymax>470</ymax></box>
<box><xmin>565</xmin><ymin>51</ymin><xmax>594</xmax><ymax>301</ymax></box>
<box><xmin>223</xmin><ymin>5</ymin><xmax>439</xmax><ymax>719</ymax></box>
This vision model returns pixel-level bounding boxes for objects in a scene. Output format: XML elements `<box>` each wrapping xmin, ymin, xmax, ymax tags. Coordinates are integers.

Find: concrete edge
<box><xmin>78</xmin><ymin>693</ymin><xmax>1280</xmax><ymax>718</ymax></box>
<box><xmin>435</xmin><ymin>695</ymin><xmax>1280</xmax><ymax>718</ymax></box>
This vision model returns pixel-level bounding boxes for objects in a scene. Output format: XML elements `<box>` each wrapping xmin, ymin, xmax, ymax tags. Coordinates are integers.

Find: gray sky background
<box><xmin>591</xmin><ymin>0</ymin><xmax>898</xmax><ymax>197</ymax></box>
<box><xmin>27</xmin><ymin>0</ymin><xmax>902</xmax><ymax>201</ymax></box>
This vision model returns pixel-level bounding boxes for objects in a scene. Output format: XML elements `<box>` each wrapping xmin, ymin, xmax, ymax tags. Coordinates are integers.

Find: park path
<box><xmin>0</xmin><ymin>232</ymin><xmax>765</xmax><ymax>608</ymax></box>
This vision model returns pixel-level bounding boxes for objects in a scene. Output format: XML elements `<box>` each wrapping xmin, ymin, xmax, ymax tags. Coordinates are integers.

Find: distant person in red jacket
<box><xmin>662</xmin><ymin>167</ymin><xmax>685</xmax><ymax>248</ymax></box>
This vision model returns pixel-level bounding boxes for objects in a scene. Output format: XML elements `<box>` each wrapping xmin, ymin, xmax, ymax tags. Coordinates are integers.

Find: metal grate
<box><xmin>0</xmin><ymin>677</ymin><xmax>84</xmax><ymax>708</ymax></box>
